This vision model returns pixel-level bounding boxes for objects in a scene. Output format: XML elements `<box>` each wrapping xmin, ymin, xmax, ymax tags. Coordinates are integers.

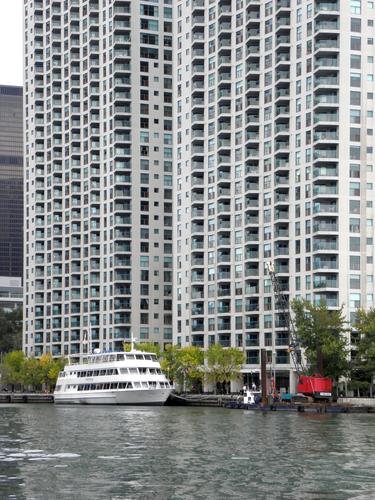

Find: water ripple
<box><xmin>0</xmin><ymin>406</ymin><xmax>374</xmax><ymax>499</ymax></box>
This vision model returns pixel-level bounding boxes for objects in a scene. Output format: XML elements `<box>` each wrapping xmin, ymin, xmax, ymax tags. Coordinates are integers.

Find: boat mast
<box><xmin>130</xmin><ymin>332</ymin><xmax>138</xmax><ymax>352</ymax></box>
<box><xmin>88</xmin><ymin>322</ymin><xmax>92</xmax><ymax>355</ymax></box>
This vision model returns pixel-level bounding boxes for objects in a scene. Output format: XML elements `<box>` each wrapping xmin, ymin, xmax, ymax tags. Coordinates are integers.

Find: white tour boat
<box><xmin>54</xmin><ymin>346</ymin><xmax>173</xmax><ymax>405</ymax></box>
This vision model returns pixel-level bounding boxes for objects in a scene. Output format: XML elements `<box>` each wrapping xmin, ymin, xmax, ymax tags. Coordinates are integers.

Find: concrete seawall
<box><xmin>338</xmin><ymin>397</ymin><xmax>375</xmax><ymax>407</ymax></box>
<box><xmin>0</xmin><ymin>393</ymin><xmax>54</xmax><ymax>404</ymax></box>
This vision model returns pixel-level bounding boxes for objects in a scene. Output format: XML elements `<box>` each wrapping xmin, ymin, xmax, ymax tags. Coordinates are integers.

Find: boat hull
<box><xmin>54</xmin><ymin>388</ymin><xmax>172</xmax><ymax>405</ymax></box>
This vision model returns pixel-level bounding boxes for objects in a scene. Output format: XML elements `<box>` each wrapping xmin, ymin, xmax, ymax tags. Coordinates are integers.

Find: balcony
<box><xmin>313</xmin><ymin>130</ymin><xmax>338</xmax><ymax>142</ymax></box>
<box><xmin>218</xmin><ymin>287</ymin><xmax>231</xmax><ymax>297</ymax></box>
<box><xmin>218</xmin><ymin>337</ymin><xmax>231</xmax><ymax>348</ymax></box>
<box><xmin>314</xmin><ymin>112</ymin><xmax>339</xmax><ymax>124</ymax></box>
<box><xmin>313</xmin><ymin>257</ymin><xmax>338</xmax><ymax>270</ymax></box>
<box><xmin>315</xmin><ymin>39</ymin><xmax>339</xmax><ymax>50</ymax></box>
<box><xmin>276</xmin><ymin>352</ymin><xmax>289</xmax><ymax>365</ymax></box>
<box><xmin>276</xmin><ymin>35</ymin><xmax>290</xmax><ymax>45</ymax></box>
<box><xmin>313</xmin><ymin>185</ymin><xmax>338</xmax><ymax>196</ymax></box>
<box><xmin>315</xmin><ymin>76</ymin><xmax>339</xmax><ymax>86</ymax></box>
<box><xmin>315</xmin><ymin>21</ymin><xmax>339</xmax><ymax>32</ymax></box>
<box><xmin>315</xmin><ymin>2</ymin><xmax>339</xmax><ymax>14</ymax></box>
<box><xmin>313</xmin><ymin>148</ymin><xmax>338</xmax><ymax>160</ymax></box>
<box><xmin>314</xmin><ymin>295</ymin><xmax>339</xmax><ymax>307</ymax></box>
<box><xmin>313</xmin><ymin>166</ymin><xmax>338</xmax><ymax>177</ymax></box>
<box><xmin>313</xmin><ymin>277</ymin><xmax>338</xmax><ymax>289</ymax></box>
<box><xmin>276</xmin><ymin>17</ymin><xmax>290</xmax><ymax>28</ymax></box>
<box><xmin>315</xmin><ymin>57</ymin><xmax>339</xmax><ymax>69</ymax></box>
<box><xmin>313</xmin><ymin>239</ymin><xmax>338</xmax><ymax>251</ymax></box>
<box><xmin>276</xmin><ymin>0</ymin><xmax>291</xmax><ymax>8</ymax></box>
<box><xmin>313</xmin><ymin>202</ymin><xmax>337</xmax><ymax>214</ymax></box>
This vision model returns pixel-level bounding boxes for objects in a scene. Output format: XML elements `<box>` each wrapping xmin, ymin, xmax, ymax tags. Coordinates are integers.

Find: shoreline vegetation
<box><xmin>0</xmin><ymin>343</ymin><xmax>244</xmax><ymax>395</ymax></box>
<box><xmin>1</xmin><ymin>302</ymin><xmax>375</xmax><ymax>395</ymax></box>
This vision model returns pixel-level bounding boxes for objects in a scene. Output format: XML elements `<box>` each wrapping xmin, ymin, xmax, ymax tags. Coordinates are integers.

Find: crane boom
<box><xmin>265</xmin><ymin>262</ymin><xmax>305</xmax><ymax>375</ymax></box>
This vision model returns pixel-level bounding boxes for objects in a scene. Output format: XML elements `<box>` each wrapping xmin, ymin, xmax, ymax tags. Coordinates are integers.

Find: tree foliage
<box><xmin>0</xmin><ymin>306</ymin><xmax>22</xmax><ymax>354</ymax></box>
<box><xmin>291</xmin><ymin>299</ymin><xmax>350</xmax><ymax>381</ymax></box>
<box><xmin>159</xmin><ymin>345</ymin><xmax>204</xmax><ymax>391</ymax></box>
<box><xmin>351</xmin><ymin>308</ymin><xmax>375</xmax><ymax>393</ymax></box>
<box><xmin>205</xmin><ymin>344</ymin><xmax>244</xmax><ymax>392</ymax></box>
<box><xmin>159</xmin><ymin>344</ymin><xmax>180</xmax><ymax>382</ymax></box>
<box><xmin>175</xmin><ymin>346</ymin><xmax>204</xmax><ymax>390</ymax></box>
<box><xmin>0</xmin><ymin>351</ymin><xmax>66</xmax><ymax>391</ymax></box>
<box><xmin>135</xmin><ymin>342</ymin><xmax>162</xmax><ymax>357</ymax></box>
<box><xmin>0</xmin><ymin>350</ymin><xmax>25</xmax><ymax>388</ymax></box>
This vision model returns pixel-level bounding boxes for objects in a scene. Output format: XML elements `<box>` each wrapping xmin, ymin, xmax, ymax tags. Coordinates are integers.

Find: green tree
<box><xmin>175</xmin><ymin>346</ymin><xmax>204</xmax><ymax>391</ymax></box>
<box><xmin>135</xmin><ymin>342</ymin><xmax>162</xmax><ymax>357</ymax></box>
<box><xmin>47</xmin><ymin>358</ymin><xmax>67</xmax><ymax>389</ymax></box>
<box><xmin>39</xmin><ymin>353</ymin><xmax>56</xmax><ymax>392</ymax></box>
<box><xmin>351</xmin><ymin>308</ymin><xmax>375</xmax><ymax>396</ymax></box>
<box><xmin>1</xmin><ymin>350</ymin><xmax>25</xmax><ymax>390</ymax></box>
<box><xmin>159</xmin><ymin>344</ymin><xmax>180</xmax><ymax>383</ymax></box>
<box><xmin>23</xmin><ymin>357</ymin><xmax>43</xmax><ymax>390</ymax></box>
<box><xmin>205</xmin><ymin>344</ymin><xmax>245</xmax><ymax>394</ymax></box>
<box><xmin>291</xmin><ymin>299</ymin><xmax>350</xmax><ymax>382</ymax></box>
<box><xmin>0</xmin><ymin>306</ymin><xmax>22</xmax><ymax>354</ymax></box>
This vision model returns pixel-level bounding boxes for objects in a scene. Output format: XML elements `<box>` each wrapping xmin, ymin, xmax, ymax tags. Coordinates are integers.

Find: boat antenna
<box><xmin>88</xmin><ymin>322</ymin><xmax>92</xmax><ymax>354</ymax></box>
<box><xmin>130</xmin><ymin>332</ymin><xmax>138</xmax><ymax>352</ymax></box>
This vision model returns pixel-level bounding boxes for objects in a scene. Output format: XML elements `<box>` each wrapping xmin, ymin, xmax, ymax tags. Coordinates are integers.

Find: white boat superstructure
<box><xmin>54</xmin><ymin>350</ymin><xmax>173</xmax><ymax>405</ymax></box>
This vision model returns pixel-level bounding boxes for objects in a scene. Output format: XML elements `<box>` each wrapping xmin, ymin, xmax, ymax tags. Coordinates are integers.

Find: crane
<box><xmin>265</xmin><ymin>262</ymin><xmax>333</xmax><ymax>400</ymax></box>
<box><xmin>265</xmin><ymin>262</ymin><xmax>304</xmax><ymax>376</ymax></box>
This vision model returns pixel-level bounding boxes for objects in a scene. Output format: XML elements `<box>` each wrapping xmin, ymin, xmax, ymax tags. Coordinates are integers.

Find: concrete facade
<box><xmin>174</xmin><ymin>0</ymin><xmax>375</xmax><ymax>391</ymax></box>
<box><xmin>24</xmin><ymin>0</ymin><xmax>173</xmax><ymax>358</ymax></box>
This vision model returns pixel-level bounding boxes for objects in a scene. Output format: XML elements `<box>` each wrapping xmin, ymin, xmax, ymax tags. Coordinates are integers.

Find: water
<box><xmin>1</xmin><ymin>405</ymin><xmax>375</xmax><ymax>499</ymax></box>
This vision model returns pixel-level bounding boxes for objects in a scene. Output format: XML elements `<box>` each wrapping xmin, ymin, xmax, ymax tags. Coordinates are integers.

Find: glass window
<box><xmin>351</xmin><ymin>36</ymin><xmax>362</xmax><ymax>50</ymax></box>
<box><xmin>350</xmin><ymin>91</ymin><xmax>361</xmax><ymax>105</ymax></box>
<box><xmin>350</xmin><ymin>109</ymin><xmax>361</xmax><ymax>123</ymax></box>
<box><xmin>351</xmin><ymin>17</ymin><xmax>362</xmax><ymax>32</ymax></box>
<box><xmin>351</xmin><ymin>0</ymin><xmax>361</xmax><ymax>14</ymax></box>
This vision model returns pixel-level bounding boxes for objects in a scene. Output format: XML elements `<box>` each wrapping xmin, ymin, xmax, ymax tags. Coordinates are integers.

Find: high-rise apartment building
<box><xmin>0</xmin><ymin>85</ymin><xmax>23</xmax><ymax>280</ymax></box>
<box><xmin>24</xmin><ymin>0</ymin><xmax>173</xmax><ymax>358</ymax></box>
<box><xmin>174</xmin><ymin>0</ymin><xmax>375</xmax><ymax>390</ymax></box>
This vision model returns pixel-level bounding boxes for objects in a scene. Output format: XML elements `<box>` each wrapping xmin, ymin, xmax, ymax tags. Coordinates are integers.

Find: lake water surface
<box><xmin>1</xmin><ymin>405</ymin><xmax>375</xmax><ymax>499</ymax></box>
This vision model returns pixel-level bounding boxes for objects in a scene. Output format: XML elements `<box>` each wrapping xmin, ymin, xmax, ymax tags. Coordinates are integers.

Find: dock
<box><xmin>0</xmin><ymin>393</ymin><xmax>54</xmax><ymax>404</ymax></box>
<box><xmin>167</xmin><ymin>393</ymin><xmax>375</xmax><ymax>414</ymax></box>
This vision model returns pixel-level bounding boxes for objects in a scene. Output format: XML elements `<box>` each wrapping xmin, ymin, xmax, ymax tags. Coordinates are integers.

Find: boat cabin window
<box><xmin>135</xmin><ymin>354</ymin><xmax>144</xmax><ymax>360</ymax></box>
<box><xmin>76</xmin><ymin>368</ymin><xmax>120</xmax><ymax>377</ymax></box>
<box><xmin>139</xmin><ymin>367</ymin><xmax>147</xmax><ymax>374</ymax></box>
<box><xmin>126</xmin><ymin>354</ymin><xmax>135</xmax><ymax>360</ymax></box>
<box><xmin>74</xmin><ymin>379</ymin><xmax>164</xmax><ymax>392</ymax></box>
<box><xmin>120</xmin><ymin>368</ymin><xmax>128</xmax><ymax>374</ymax></box>
<box><xmin>109</xmin><ymin>355</ymin><xmax>116</xmax><ymax>362</ymax></box>
<box><xmin>149</xmin><ymin>368</ymin><xmax>156</xmax><ymax>374</ymax></box>
<box><xmin>117</xmin><ymin>354</ymin><xmax>125</xmax><ymax>361</ymax></box>
<box><xmin>128</xmin><ymin>368</ymin><xmax>138</xmax><ymax>374</ymax></box>
<box><xmin>144</xmin><ymin>355</ymin><xmax>152</xmax><ymax>360</ymax></box>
